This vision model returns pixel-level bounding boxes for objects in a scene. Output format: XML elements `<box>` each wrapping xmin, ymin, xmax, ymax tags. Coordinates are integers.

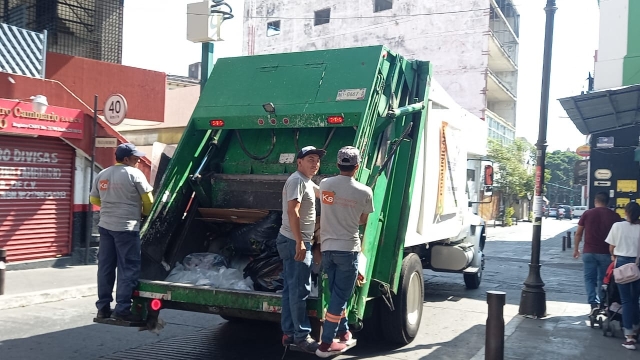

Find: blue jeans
<box><xmin>96</xmin><ymin>227</ymin><xmax>141</xmax><ymax>316</ymax></box>
<box><xmin>583</xmin><ymin>253</ymin><xmax>611</xmax><ymax>305</ymax></box>
<box><xmin>321</xmin><ymin>251</ymin><xmax>359</xmax><ymax>344</ymax></box>
<box><xmin>276</xmin><ymin>233</ymin><xmax>312</xmax><ymax>342</ymax></box>
<box><xmin>615</xmin><ymin>256</ymin><xmax>640</xmax><ymax>336</ymax></box>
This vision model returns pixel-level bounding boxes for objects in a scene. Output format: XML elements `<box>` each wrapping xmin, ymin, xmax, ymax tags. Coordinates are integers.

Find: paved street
<box><xmin>0</xmin><ymin>218</ymin><xmax>636</xmax><ymax>359</ymax></box>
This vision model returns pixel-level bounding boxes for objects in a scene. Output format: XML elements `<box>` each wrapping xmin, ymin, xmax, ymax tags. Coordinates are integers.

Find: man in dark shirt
<box><xmin>574</xmin><ymin>191</ymin><xmax>621</xmax><ymax>313</ymax></box>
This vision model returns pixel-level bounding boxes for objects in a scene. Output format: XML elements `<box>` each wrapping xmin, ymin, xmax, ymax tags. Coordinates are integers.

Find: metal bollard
<box><xmin>562</xmin><ymin>236</ymin><xmax>566</xmax><ymax>251</ymax></box>
<box><xmin>486</xmin><ymin>291</ymin><xmax>506</xmax><ymax>360</ymax></box>
<box><xmin>0</xmin><ymin>248</ymin><xmax>6</xmax><ymax>295</ymax></box>
<box><xmin>566</xmin><ymin>231</ymin><xmax>572</xmax><ymax>249</ymax></box>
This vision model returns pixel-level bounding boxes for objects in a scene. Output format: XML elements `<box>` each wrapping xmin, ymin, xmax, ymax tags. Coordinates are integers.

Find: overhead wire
<box><xmin>186</xmin><ymin>7</ymin><xmax>490</xmax><ymax>19</ymax></box>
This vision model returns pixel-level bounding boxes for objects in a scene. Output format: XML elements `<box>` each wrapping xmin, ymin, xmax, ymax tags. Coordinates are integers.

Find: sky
<box><xmin>121</xmin><ymin>0</ymin><xmax>600</xmax><ymax>152</ymax></box>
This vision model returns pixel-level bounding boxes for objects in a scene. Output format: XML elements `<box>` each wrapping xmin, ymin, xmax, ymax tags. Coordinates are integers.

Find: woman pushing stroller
<box><xmin>605</xmin><ymin>202</ymin><xmax>640</xmax><ymax>350</ymax></box>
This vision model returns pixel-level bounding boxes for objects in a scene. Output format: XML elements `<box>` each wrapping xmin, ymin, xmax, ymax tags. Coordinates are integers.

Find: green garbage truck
<box><xmin>97</xmin><ymin>45</ymin><xmax>487</xmax><ymax>345</ymax></box>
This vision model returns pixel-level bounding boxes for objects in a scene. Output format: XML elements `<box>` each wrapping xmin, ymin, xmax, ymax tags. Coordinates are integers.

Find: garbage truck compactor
<box><xmin>99</xmin><ymin>45</ymin><xmax>486</xmax><ymax>345</ymax></box>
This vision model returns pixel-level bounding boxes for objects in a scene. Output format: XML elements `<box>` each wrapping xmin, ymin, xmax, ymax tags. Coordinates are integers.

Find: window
<box><xmin>467</xmin><ymin>169</ymin><xmax>476</xmax><ymax>182</ymax></box>
<box><xmin>267</xmin><ymin>20</ymin><xmax>281</xmax><ymax>37</ymax></box>
<box><xmin>374</xmin><ymin>0</ymin><xmax>393</xmax><ymax>12</ymax></box>
<box><xmin>314</xmin><ymin>8</ymin><xmax>331</xmax><ymax>26</ymax></box>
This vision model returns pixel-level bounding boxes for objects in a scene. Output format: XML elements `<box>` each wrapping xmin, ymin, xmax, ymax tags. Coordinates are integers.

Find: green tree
<box><xmin>488</xmin><ymin>138</ymin><xmax>535</xmax><ymax>208</ymax></box>
<box><xmin>544</xmin><ymin>150</ymin><xmax>581</xmax><ymax>205</ymax></box>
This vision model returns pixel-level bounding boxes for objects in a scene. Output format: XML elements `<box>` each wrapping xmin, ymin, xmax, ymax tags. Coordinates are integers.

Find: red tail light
<box><xmin>327</xmin><ymin>116</ymin><xmax>344</xmax><ymax>124</ymax></box>
<box><xmin>209</xmin><ymin>119</ymin><xmax>225</xmax><ymax>127</ymax></box>
<box><xmin>150</xmin><ymin>299</ymin><xmax>163</xmax><ymax>311</ymax></box>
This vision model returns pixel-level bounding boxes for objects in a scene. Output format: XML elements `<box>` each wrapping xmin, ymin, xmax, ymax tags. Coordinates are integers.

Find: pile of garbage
<box><xmin>164</xmin><ymin>211</ymin><xmax>285</xmax><ymax>292</ymax></box>
<box><xmin>164</xmin><ymin>253</ymin><xmax>254</xmax><ymax>291</ymax></box>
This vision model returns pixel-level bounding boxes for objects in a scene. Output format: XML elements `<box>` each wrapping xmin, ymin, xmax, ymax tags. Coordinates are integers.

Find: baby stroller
<box><xmin>589</xmin><ymin>262</ymin><xmax>623</xmax><ymax>337</ymax></box>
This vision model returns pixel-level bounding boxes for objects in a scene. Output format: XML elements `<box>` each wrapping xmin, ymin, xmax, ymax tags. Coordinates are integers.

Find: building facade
<box><xmin>0</xmin><ymin>0</ymin><xmax>124</xmax><ymax>63</ymax></box>
<box><xmin>593</xmin><ymin>0</ymin><xmax>640</xmax><ymax>90</ymax></box>
<box><xmin>0</xmin><ymin>23</ymin><xmax>168</xmax><ymax>264</ymax></box>
<box><xmin>243</xmin><ymin>0</ymin><xmax>519</xmax><ymax>144</ymax></box>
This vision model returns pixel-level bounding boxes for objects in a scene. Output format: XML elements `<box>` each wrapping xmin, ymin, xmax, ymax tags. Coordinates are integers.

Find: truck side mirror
<box><xmin>484</xmin><ymin>165</ymin><xmax>494</xmax><ymax>186</ymax></box>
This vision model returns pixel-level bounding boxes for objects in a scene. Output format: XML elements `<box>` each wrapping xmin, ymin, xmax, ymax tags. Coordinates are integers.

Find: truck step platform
<box><xmin>92</xmin><ymin>317</ymin><xmax>146</xmax><ymax>327</ymax></box>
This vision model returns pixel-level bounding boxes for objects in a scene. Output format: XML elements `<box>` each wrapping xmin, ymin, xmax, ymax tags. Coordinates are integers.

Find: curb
<box><xmin>0</xmin><ymin>284</ymin><xmax>96</xmax><ymax>310</ymax></box>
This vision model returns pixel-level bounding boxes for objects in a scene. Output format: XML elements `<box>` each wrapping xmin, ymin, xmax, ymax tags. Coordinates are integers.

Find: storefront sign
<box><xmin>0</xmin><ymin>99</ymin><xmax>84</xmax><ymax>139</ymax></box>
<box><xmin>95</xmin><ymin>137</ymin><xmax>118</xmax><ymax>148</ymax></box>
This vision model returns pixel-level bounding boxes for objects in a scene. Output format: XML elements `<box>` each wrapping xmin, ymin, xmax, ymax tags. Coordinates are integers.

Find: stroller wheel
<box><xmin>597</xmin><ymin>317</ymin><xmax>603</xmax><ymax>329</ymax></box>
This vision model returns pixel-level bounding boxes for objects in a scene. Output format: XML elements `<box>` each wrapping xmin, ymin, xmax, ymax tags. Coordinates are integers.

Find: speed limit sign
<box><xmin>104</xmin><ymin>94</ymin><xmax>128</xmax><ymax>126</ymax></box>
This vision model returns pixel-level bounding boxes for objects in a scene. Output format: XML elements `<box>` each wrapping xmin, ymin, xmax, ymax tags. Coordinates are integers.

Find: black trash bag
<box><xmin>228</xmin><ymin>211</ymin><xmax>282</xmax><ymax>256</ymax></box>
<box><xmin>243</xmin><ymin>251</ymin><xmax>284</xmax><ymax>292</ymax></box>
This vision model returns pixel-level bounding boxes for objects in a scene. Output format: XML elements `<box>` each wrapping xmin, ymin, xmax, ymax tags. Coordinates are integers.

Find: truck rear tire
<box><xmin>381</xmin><ymin>253</ymin><xmax>424</xmax><ymax>345</ymax></box>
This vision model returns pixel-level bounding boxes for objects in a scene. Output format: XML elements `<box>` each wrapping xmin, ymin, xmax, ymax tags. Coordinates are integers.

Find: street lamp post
<box><xmin>519</xmin><ymin>0</ymin><xmax>557</xmax><ymax>318</ymax></box>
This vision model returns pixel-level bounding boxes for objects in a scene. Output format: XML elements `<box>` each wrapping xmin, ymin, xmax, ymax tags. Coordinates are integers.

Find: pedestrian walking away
<box><xmin>316</xmin><ymin>146</ymin><xmax>374</xmax><ymax>358</ymax></box>
<box><xmin>574</xmin><ymin>191</ymin><xmax>621</xmax><ymax>313</ymax></box>
<box><xmin>605</xmin><ymin>201</ymin><xmax>640</xmax><ymax>350</ymax></box>
<box><xmin>90</xmin><ymin>143</ymin><xmax>154</xmax><ymax>322</ymax></box>
<box><xmin>276</xmin><ymin>145</ymin><xmax>325</xmax><ymax>354</ymax></box>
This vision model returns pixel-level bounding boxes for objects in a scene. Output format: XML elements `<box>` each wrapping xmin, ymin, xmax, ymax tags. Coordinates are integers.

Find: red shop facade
<box><xmin>0</xmin><ymin>99</ymin><xmax>83</xmax><ymax>262</ymax></box>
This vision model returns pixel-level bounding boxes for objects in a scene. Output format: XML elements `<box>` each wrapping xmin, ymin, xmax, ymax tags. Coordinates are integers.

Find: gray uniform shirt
<box><xmin>319</xmin><ymin>175</ymin><xmax>374</xmax><ymax>252</ymax></box>
<box><xmin>280</xmin><ymin>171</ymin><xmax>318</xmax><ymax>243</ymax></box>
<box><xmin>90</xmin><ymin>164</ymin><xmax>153</xmax><ymax>232</ymax></box>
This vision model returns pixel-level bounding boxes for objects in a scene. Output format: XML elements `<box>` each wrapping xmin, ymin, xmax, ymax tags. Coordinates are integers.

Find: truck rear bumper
<box><xmin>134</xmin><ymin>280</ymin><xmax>319</xmax><ymax>320</ymax></box>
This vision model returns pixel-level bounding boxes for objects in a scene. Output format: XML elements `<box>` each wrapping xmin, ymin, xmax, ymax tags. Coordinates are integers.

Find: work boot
<box><xmin>96</xmin><ymin>307</ymin><xmax>112</xmax><ymax>319</ymax></box>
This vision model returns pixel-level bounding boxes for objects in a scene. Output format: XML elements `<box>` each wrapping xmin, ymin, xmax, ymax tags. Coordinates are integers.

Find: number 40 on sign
<box><xmin>104</xmin><ymin>94</ymin><xmax>128</xmax><ymax>126</ymax></box>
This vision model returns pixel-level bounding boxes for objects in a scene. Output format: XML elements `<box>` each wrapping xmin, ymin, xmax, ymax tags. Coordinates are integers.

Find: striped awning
<box><xmin>0</xmin><ymin>23</ymin><xmax>47</xmax><ymax>78</ymax></box>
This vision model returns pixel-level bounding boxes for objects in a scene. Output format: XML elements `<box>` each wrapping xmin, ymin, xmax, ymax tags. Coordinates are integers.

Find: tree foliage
<box><xmin>487</xmin><ymin>138</ymin><xmax>535</xmax><ymax>207</ymax></box>
<box><xmin>545</xmin><ymin>150</ymin><xmax>581</xmax><ymax>204</ymax></box>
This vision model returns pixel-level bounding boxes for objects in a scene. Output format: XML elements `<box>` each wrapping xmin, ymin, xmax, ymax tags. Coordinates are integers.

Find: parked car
<box><xmin>573</xmin><ymin>206</ymin><xmax>587</xmax><ymax>217</ymax></box>
<box><xmin>548</xmin><ymin>207</ymin><xmax>558</xmax><ymax>218</ymax></box>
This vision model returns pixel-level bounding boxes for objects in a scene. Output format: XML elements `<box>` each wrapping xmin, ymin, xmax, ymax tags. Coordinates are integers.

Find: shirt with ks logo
<box><xmin>319</xmin><ymin>175</ymin><xmax>374</xmax><ymax>252</ymax></box>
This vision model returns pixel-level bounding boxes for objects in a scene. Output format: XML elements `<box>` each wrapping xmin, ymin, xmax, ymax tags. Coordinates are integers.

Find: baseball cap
<box><xmin>337</xmin><ymin>146</ymin><xmax>361</xmax><ymax>165</ymax></box>
<box><xmin>297</xmin><ymin>145</ymin><xmax>326</xmax><ymax>160</ymax></box>
<box><xmin>115</xmin><ymin>143</ymin><xmax>145</xmax><ymax>159</ymax></box>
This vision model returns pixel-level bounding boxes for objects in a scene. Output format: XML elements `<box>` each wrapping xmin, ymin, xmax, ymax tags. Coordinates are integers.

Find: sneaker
<box><xmin>622</xmin><ymin>340</ymin><xmax>636</xmax><ymax>350</ymax></box>
<box><xmin>338</xmin><ymin>331</ymin><xmax>355</xmax><ymax>345</ymax></box>
<box><xmin>96</xmin><ymin>307</ymin><xmax>112</xmax><ymax>319</ymax></box>
<box><xmin>291</xmin><ymin>335</ymin><xmax>319</xmax><ymax>354</ymax></box>
<box><xmin>110</xmin><ymin>312</ymin><xmax>143</xmax><ymax>322</ymax></box>
<box><xmin>588</xmin><ymin>307</ymin><xmax>599</xmax><ymax>317</ymax></box>
<box><xmin>282</xmin><ymin>334</ymin><xmax>294</xmax><ymax>347</ymax></box>
<box><xmin>316</xmin><ymin>341</ymin><xmax>348</xmax><ymax>358</ymax></box>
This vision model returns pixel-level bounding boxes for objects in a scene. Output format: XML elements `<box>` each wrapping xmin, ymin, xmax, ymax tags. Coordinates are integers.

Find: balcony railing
<box><xmin>490</xmin><ymin>2</ymin><xmax>519</xmax><ymax>67</ymax></box>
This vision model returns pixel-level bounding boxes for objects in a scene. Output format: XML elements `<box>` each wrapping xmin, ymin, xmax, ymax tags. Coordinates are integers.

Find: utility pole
<box><xmin>519</xmin><ymin>0</ymin><xmax>557</xmax><ymax>318</ymax></box>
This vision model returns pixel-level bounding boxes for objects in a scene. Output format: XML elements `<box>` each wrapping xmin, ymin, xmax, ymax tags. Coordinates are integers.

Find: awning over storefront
<box><xmin>558</xmin><ymin>84</ymin><xmax>640</xmax><ymax>135</ymax></box>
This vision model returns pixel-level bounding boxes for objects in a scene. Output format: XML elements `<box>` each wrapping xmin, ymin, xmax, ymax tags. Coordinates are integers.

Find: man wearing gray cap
<box><xmin>316</xmin><ymin>146</ymin><xmax>374</xmax><ymax>357</ymax></box>
<box><xmin>276</xmin><ymin>145</ymin><xmax>325</xmax><ymax>353</ymax></box>
<box><xmin>90</xmin><ymin>143</ymin><xmax>154</xmax><ymax>322</ymax></box>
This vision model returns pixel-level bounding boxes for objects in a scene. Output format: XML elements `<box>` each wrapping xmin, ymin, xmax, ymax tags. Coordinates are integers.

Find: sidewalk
<box><xmin>0</xmin><ymin>265</ymin><xmax>97</xmax><ymax>310</ymax></box>
<box><xmin>477</xmin><ymin>220</ymin><xmax>637</xmax><ymax>359</ymax></box>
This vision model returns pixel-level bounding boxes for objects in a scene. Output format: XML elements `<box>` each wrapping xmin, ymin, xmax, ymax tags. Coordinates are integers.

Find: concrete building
<box><xmin>593</xmin><ymin>0</ymin><xmax>640</xmax><ymax>90</ymax></box>
<box><xmin>243</xmin><ymin>0</ymin><xmax>519</xmax><ymax>145</ymax></box>
<box><xmin>559</xmin><ymin>0</ymin><xmax>640</xmax><ymax>212</ymax></box>
<box><xmin>1</xmin><ymin>0</ymin><xmax>124</xmax><ymax>63</ymax></box>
